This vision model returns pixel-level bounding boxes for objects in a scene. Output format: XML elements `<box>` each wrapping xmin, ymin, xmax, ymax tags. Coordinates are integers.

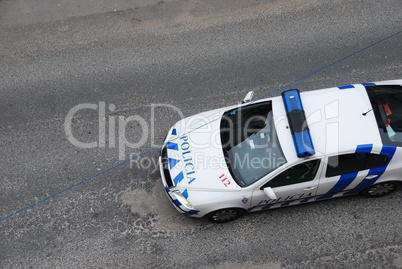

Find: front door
<box><xmin>250</xmin><ymin>159</ymin><xmax>323</xmax><ymax>211</ymax></box>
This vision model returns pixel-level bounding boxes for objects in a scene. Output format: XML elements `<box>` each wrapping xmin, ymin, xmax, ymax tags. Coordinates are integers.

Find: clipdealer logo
<box><xmin>63</xmin><ymin>102</ymin><xmax>184</xmax><ymax>160</ymax></box>
<box><xmin>63</xmin><ymin>99</ymin><xmax>340</xmax><ymax>165</ymax></box>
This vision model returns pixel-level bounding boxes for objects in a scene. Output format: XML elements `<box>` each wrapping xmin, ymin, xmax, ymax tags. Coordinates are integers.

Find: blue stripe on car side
<box><xmin>168</xmin><ymin>157</ymin><xmax>180</xmax><ymax>170</ymax></box>
<box><xmin>184</xmin><ymin>210</ymin><xmax>200</xmax><ymax>216</ymax></box>
<box><xmin>355</xmin><ymin>144</ymin><xmax>374</xmax><ymax>154</ymax></box>
<box><xmin>172</xmin><ymin>199</ymin><xmax>182</xmax><ymax>207</ymax></box>
<box><xmin>261</xmin><ymin>204</ymin><xmax>272</xmax><ymax>211</ymax></box>
<box><xmin>173</xmin><ymin>171</ymin><xmax>184</xmax><ymax>185</ymax></box>
<box><xmin>339</xmin><ymin>85</ymin><xmax>355</xmax><ymax>90</ymax></box>
<box><xmin>182</xmin><ymin>189</ymin><xmax>189</xmax><ymax>199</ymax></box>
<box><xmin>316</xmin><ymin>172</ymin><xmax>359</xmax><ymax>200</ymax></box>
<box><xmin>317</xmin><ymin>144</ymin><xmax>373</xmax><ymax>200</ymax></box>
<box><xmin>299</xmin><ymin>198</ymin><xmax>310</xmax><ymax>204</ymax></box>
<box><xmin>167</xmin><ymin>141</ymin><xmax>179</xmax><ymax>151</ymax></box>
<box><xmin>344</xmin><ymin>145</ymin><xmax>397</xmax><ymax>194</ymax></box>
<box><xmin>362</xmin><ymin>82</ymin><xmax>376</xmax><ymax>86</ymax></box>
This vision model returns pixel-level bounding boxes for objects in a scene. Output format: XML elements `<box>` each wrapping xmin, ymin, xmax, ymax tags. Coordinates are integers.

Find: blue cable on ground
<box><xmin>0</xmin><ymin>29</ymin><xmax>401</xmax><ymax>223</ymax></box>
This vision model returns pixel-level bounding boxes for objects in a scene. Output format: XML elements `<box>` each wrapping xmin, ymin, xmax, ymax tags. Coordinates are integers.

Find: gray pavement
<box><xmin>0</xmin><ymin>0</ymin><xmax>401</xmax><ymax>268</ymax></box>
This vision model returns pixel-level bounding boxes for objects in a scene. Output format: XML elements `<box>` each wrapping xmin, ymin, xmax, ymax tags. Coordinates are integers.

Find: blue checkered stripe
<box><xmin>317</xmin><ymin>144</ymin><xmax>396</xmax><ymax>198</ymax></box>
<box><xmin>248</xmin><ymin>144</ymin><xmax>396</xmax><ymax>212</ymax></box>
<box><xmin>163</xmin><ymin>128</ymin><xmax>199</xmax><ymax>216</ymax></box>
<box><xmin>338</xmin><ymin>82</ymin><xmax>376</xmax><ymax>90</ymax></box>
<box><xmin>248</xmin><ymin>197</ymin><xmax>317</xmax><ymax>212</ymax></box>
<box><xmin>166</xmin><ymin>129</ymin><xmax>185</xmax><ymax>186</ymax></box>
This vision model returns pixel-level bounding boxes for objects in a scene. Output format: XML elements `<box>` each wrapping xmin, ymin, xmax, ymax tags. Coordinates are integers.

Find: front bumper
<box><xmin>158</xmin><ymin>148</ymin><xmax>200</xmax><ymax>217</ymax></box>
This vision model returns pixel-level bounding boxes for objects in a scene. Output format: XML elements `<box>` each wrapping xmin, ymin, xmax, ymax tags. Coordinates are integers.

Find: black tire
<box><xmin>361</xmin><ymin>182</ymin><xmax>399</xmax><ymax>197</ymax></box>
<box><xmin>207</xmin><ymin>208</ymin><xmax>245</xmax><ymax>223</ymax></box>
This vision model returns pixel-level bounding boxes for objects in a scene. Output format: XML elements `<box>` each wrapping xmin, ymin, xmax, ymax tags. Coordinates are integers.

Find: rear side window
<box><xmin>365</xmin><ymin>85</ymin><xmax>402</xmax><ymax>146</ymax></box>
<box><xmin>326</xmin><ymin>153</ymin><xmax>388</xmax><ymax>177</ymax></box>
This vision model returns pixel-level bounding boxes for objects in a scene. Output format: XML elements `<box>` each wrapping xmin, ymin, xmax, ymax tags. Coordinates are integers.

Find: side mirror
<box><xmin>242</xmin><ymin>91</ymin><xmax>254</xmax><ymax>104</ymax></box>
<box><xmin>263</xmin><ymin>187</ymin><xmax>277</xmax><ymax>200</ymax></box>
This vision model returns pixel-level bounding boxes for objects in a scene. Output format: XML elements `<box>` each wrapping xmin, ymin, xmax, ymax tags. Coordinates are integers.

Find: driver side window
<box><xmin>263</xmin><ymin>159</ymin><xmax>321</xmax><ymax>188</ymax></box>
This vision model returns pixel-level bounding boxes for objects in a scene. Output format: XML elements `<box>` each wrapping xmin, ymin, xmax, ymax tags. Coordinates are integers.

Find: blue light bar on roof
<box><xmin>281</xmin><ymin>89</ymin><xmax>315</xmax><ymax>158</ymax></box>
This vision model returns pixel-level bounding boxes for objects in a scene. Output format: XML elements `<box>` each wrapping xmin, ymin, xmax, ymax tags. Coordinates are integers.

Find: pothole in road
<box><xmin>121</xmin><ymin>181</ymin><xmax>212</xmax><ymax>237</ymax></box>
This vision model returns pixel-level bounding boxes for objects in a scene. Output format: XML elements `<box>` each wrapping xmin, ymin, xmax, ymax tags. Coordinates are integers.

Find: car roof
<box><xmin>272</xmin><ymin>82</ymin><xmax>393</xmax><ymax>164</ymax></box>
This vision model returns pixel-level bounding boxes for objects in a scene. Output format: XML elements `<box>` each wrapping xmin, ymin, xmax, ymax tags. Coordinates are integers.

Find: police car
<box><xmin>159</xmin><ymin>80</ymin><xmax>402</xmax><ymax>223</ymax></box>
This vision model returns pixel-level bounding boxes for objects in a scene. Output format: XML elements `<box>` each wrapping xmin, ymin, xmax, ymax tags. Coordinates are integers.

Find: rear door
<box><xmin>316</xmin><ymin>150</ymin><xmax>391</xmax><ymax>199</ymax></box>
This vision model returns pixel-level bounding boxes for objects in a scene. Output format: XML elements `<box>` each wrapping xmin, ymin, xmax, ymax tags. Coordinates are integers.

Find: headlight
<box><xmin>172</xmin><ymin>190</ymin><xmax>195</xmax><ymax>210</ymax></box>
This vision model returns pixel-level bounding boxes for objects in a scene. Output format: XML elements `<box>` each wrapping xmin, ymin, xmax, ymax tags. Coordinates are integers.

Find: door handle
<box><xmin>304</xmin><ymin>187</ymin><xmax>316</xmax><ymax>191</ymax></box>
<box><xmin>365</xmin><ymin>175</ymin><xmax>378</xmax><ymax>180</ymax></box>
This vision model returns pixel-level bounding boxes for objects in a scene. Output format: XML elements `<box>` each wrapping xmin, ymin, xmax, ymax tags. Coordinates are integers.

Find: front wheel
<box><xmin>361</xmin><ymin>182</ymin><xmax>399</xmax><ymax>197</ymax></box>
<box><xmin>207</xmin><ymin>208</ymin><xmax>245</xmax><ymax>223</ymax></box>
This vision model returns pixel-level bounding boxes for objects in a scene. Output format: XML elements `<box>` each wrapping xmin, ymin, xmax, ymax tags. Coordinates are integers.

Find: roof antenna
<box><xmin>362</xmin><ymin>109</ymin><xmax>373</xmax><ymax>116</ymax></box>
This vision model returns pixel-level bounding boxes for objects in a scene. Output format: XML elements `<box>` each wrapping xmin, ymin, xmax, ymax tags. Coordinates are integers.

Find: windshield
<box><xmin>365</xmin><ymin>85</ymin><xmax>402</xmax><ymax>147</ymax></box>
<box><xmin>220</xmin><ymin>101</ymin><xmax>286</xmax><ymax>187</ymax></box>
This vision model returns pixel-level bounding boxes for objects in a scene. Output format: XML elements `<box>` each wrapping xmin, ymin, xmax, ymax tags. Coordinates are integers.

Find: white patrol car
<box><xmin>159</xmin><ymin>80</ymin><xmax>402</xmax><ymax>223</ymax></box>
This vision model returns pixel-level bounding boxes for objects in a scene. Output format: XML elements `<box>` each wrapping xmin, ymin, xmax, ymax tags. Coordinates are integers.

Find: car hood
<box><xmin>163</xmin><ymin>107</ymin><xmax>242</xmax><ymax>192</ymax></box>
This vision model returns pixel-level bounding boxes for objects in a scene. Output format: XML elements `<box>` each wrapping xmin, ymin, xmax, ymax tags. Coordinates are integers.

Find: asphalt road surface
<box><xmin>1</xmin><ymin>0</ymin><xmax>401</xmax><ymax>268</ymax></box>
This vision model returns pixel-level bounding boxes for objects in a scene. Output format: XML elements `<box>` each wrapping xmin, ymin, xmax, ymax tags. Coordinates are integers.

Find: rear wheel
<box><xmin>361</xmin><ymin>182</ymin><xmax>399</xmax><ymax>197</ymax></box>
<box><xmin>207</xmin><ymin>208</ymin><xmax>245</xmax><ymax>223</ymax></box>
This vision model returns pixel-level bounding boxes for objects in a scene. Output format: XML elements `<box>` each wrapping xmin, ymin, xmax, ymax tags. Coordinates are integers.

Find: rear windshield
<box><xmin>365</xmin><ymin>85</ymin><xmax>402</xmax><ymax>146</ymax></box>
